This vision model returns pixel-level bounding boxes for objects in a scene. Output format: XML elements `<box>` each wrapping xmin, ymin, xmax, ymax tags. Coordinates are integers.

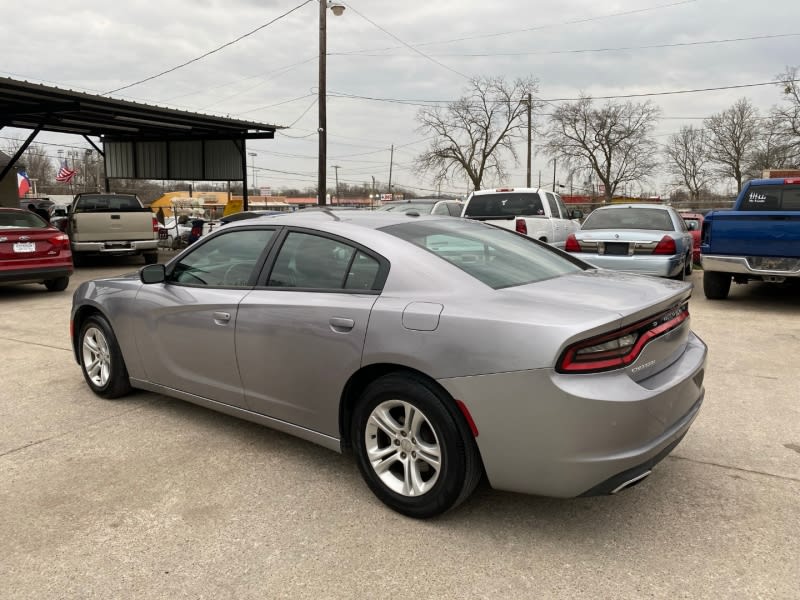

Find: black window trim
<box><xmin>256</xmin><ymin>226</ymin><xmax>391</xmax><ymax>294</ymax></box>
<box><xmin>163</xmin><ymin>225</ymin><xmax>281</xmax><ymax>289</ymax></box>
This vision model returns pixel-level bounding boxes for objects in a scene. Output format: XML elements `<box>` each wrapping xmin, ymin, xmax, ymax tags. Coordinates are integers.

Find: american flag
<box><xmin>56</xmin><ymin>160</ymin><xmax>77</xmax><ymax>183</ymax></box>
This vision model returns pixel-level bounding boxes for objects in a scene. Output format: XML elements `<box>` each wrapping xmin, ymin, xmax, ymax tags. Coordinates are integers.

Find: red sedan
<box><xmin>680</xmin><ymin>212</ymin><xmax>704</xmax><ymax>264</ymax></box>
<box><xmin>0</xmin><ymin>208</ymin><xmax>74</xmax><ymax>291</ymax></box>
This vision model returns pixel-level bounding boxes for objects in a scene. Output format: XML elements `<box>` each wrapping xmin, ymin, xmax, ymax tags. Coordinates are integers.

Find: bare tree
<box><xmin>415</xmin><ymin>76</ymin><xmax>538</xmax><ymax>191</ymax></box>
<box><xmin>545</xmin><ymin>97</ymin><xmax>660</xmax><ymax>201</ymax></box>
<box><xmin>664</xmin><ymin>126</ymin><xmax>713</xmax><ymax>201</ymax></box>
<box><xmin>774</xmin><ymin>66</ymin><xmax>800</xmax><ymax>164</ymax></box>
<box><xmin>703</xmin><ymin>98</ymin><xmax>759</xmax><ymax>192</ymax></box>
<box><xmin>747</xmin><ymin>113</ymin><xmax>797</xmax><ymax>178</ymax></box>
<box><xmin>0</xmin><ymin>142</ymin><xmax>55</xmax><ymax>195</ymax></box>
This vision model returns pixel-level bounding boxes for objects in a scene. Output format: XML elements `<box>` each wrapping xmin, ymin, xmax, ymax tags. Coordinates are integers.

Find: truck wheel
<box><xmin>703</xmin><ymin>271</ymin><xmax>731</xmax><ymax>300</ymax></box>
<box><xmin>143</xmin><ymin>252</ymin><xmax>159</xmax><ymax>265</ymax></box>
<box><xmin>72</xmin><ymin>253</ymin><xmax>85</xmax><ymax>267</ymax></box>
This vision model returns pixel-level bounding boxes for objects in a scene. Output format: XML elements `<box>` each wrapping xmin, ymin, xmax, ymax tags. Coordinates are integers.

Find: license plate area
<box><xmin>603</xmin><ymin>242</ymin><xmax>630</xmax><ymax>256</ymax></box>
<box><xmin>13</xmin><ymin>242</ymin><xmax>36</xmax><ymax>253</ymax></box>
<box><xmin>105</xmin><ymin>241</ymin><xmax>131</xmax><ymax>249</ymax></box>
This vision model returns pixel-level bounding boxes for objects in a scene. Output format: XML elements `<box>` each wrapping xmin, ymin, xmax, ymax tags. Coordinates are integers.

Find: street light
<box><xmin>318</xmin><ymin>0</ymin><xmax>345</xmax><ymax>205</ymax></box>
<box><xmin>248</xmin><ymin>152</ymin><xmax>257</xmax><ymax>195</ymax></box>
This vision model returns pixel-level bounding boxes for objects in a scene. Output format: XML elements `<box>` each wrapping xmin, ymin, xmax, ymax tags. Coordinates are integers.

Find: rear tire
<box><xmin>352</xmin><ymin>373</ymin><xmax>482</xmax><ymax>518</ymax></box>
<box><xmin>78</xmin><ymin>314</ymin><xmax>132</xmax><ymax>399</ymax></box>
<box><xmin>684</xmin><ymin>253</ymin><xmax>693</xmax><ymax>277</ymax></box>
<box><xmin>703</xmin><ymin>271</ymin><xmax>732</xmax><ymax>300</ymax></box>
<box><xmin>44</xmin><ymin>276</ymin><xmax>69</xmax><ymax>292</ymax></box>
<box><xmin>143</xmin><ymin>252</ymin><xmax>159</xmax><ymax>265</ymax></box>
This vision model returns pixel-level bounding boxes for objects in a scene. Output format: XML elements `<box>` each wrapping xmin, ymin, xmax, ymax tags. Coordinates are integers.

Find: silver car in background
<box><xmin>565</xmin><ymin>204</ymin><xmax>694</xmax><ymax>279</ymax></box>
<box><xmin>71</xmin><ymin>211</ymin><xmax>706</xmax><ymax>518</ymax></box>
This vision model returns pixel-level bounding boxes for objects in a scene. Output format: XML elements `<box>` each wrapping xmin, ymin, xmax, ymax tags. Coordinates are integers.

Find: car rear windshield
<box><xmin>0</xmin><ymin>211</ymin><xmax>47</xmax><ymax>229</ymax></box>
<box><xmin>464</xmin><ymin>193</ymin><xmax>544</xmax><ymax>219</ymax></box>
<box><xmin>382</xmin><ymin>219</ymin><xmax>584</xmax><ymax>289</ymax></box>
<box><xmin>740</xmin><ymin>185</ymin><xmax>800</xmax><ymax>211</ymax></box>
<box><xmin>581</xmin><ymin>207</ymin><xmax>674</xmax><ymax>231</ymax></box>
<box><xmin>73</xmin><ymin>194</ymin><xmax>142</xmax><ymax>212</ymax></box>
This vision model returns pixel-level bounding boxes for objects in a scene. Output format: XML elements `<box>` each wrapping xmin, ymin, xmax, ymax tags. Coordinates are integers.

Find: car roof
<box><xmin>381</xmin><ymin>198</ymin><xmax>444</xmax><ymax>205</ymax></box>
<box><xmin>224</xmin><ymin>208</ymin><xmax>454</xmax><ymax>231</ymax></box>
<box><xmin>592</xmin><ymin>203</ymin><xmax>671</xmax><ymax>211</ymax></box>
<box><xmin>470</xmin><ymin>187</ymin><xmax>547</xmax><ymax>195</ymax></box>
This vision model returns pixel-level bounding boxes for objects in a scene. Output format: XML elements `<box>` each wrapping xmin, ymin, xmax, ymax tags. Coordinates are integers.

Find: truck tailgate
<box><xmin>72</xmin><ymin>212</ymin><xmax>155</xmax><ymax>242</ymax></box>
<box><xmin>705</xmin><ymin>212</ymin><xmax>800</xmax><ymax>258</ymax></box>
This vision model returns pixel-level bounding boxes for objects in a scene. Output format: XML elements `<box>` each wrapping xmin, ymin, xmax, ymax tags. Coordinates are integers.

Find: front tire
<box><xmin>44</xmin><ymin>276</ymin><xmax>69</xmax><ymax>292</ymax></box>
<box><xmin>78</xmin><ymin>315</ymin><xmax>132</xmax><ymax>399</ymax></box>
<box><xmin>703</xmin><ymin>271</ymin><xmax>732</xmax><ymax>300</ymax></box>
<box><xmin>352</xmin><ymin>373</ymin><xmax>482</xmax><ymax>518</ymax></box>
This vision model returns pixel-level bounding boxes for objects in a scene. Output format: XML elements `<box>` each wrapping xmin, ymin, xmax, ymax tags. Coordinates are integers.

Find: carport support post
<box><xmin>240</xmin><ymin>140</ymin><xmax>249</xmax><ymax>211</ymax></box>
<box><xmin>0</xmin><ymin>125</ymin><xmax>42</xmax><ymax>183</ymax></box>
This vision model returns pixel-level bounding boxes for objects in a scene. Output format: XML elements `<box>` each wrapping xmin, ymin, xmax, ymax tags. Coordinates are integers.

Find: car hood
<box><xmin>497</xmin><ymin>269</ymin><xmax>692</xmax><ymax>329</ymax></box>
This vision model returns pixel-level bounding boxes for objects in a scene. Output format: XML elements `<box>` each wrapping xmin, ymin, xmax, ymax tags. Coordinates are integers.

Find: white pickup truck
<box><xmin>461</xmin><ymin>187</ymin><xmax>582</xmax><ymax>249</ymax></box>
<box><xmin>68</xmin><ymin>193</ymin><xmax>159</xmax><ymax>265</ymax></box>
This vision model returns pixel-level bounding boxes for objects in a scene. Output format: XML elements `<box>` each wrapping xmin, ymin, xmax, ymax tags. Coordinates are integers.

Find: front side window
<box><xmin>268</xmin><ymin>231</ymin><xmax>382</xmax><ymax>291</ymax></box>
<box><xmin>169</xmin><ymin>229</ymin><xmax>275</xmax><ymax>287</ymax></box>
<box><xmin>383</xmin><ymin>219</ymin><xmax>584</xmax><ymax>289</ymax></box>
<box><xmin>555</xmin><ymin>196</ymin><xmax>570</xmax><ymax>219</ymax></box>
<box><xmin>446</xmin><ymin>202</ymin><xmax>463</xmax><ymax>217</ymax></box>
<box><xmin>581</xmin><ymin>208</ymin><xmax>674</xmax><ymax>231</ymax></box>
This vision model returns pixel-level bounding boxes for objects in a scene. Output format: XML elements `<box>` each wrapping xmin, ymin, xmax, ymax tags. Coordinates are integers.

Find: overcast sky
<box><xmin>3</xmin><ymin>0</ymin><xmax>799</xmax><ymax>196</ymax></box>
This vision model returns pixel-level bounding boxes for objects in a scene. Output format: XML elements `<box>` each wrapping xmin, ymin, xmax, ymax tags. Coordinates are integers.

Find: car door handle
<box><xmin>329</xmin><ymin>317</ymin><xmax>355</xmax><ymax>332</ymax></box>
<box><xmin>213</xmin><ymin>311</ymin><xmax>231</xmax><ymax>324</ymax></box>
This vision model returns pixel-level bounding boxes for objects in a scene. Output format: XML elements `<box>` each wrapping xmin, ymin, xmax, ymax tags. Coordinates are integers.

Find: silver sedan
<box><xmin>71</xmin><ymin>211</ymin><xmax>706</xmax><ymax>518</ymax></box>
<box><xmin>565</xmin><ymin>204</ymin><xmax>694</xmax><ymax>279</ymax></box>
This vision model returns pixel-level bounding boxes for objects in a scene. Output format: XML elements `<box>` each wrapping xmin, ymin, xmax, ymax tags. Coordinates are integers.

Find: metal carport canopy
<box><xmin>0</xmin><ymin>77</ymin><xmax>282</xmax><ymax>208</ymax></box>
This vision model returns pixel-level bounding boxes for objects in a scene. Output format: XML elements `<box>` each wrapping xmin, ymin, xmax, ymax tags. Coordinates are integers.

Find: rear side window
<box><xmin>741</xmin><ymin>186</ymin><xmax>782</xmax><ymax>211</ymax></box>
<box><xmin>464</xmin><ymin>193</ymin><xmax>544</xmax><ymax>219</ymax></box>
<box><xmin>581</xmin><ymin>208</ymin><xmax>674</xmax><ymax>231</ymax></box>
<box><xmin>382</xmin><ymin>219</ymin><xmax>584</xmax><ymax>289</ymax></box>
<box><xmin>446</xmin><ymin>202</ymin><xmax>463</xmax><ymax>217</ymax></box>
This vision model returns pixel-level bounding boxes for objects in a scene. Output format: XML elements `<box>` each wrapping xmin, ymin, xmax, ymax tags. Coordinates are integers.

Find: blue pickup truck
<box><xmin>700</xmin><ymin>177</ymin><xmax>800</xmax><ymax>299</ymax></box>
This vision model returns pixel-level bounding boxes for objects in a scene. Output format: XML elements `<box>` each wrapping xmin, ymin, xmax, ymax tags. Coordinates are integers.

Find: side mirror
<box><xmin>140</xmin><ymin>264</ymin><xmax>166</xmax><ymax>284</ymax></box>
<box><xmin>570</xmin><ymin>209</ymin><xmax>584</xmax><ymax>220</ymax></box>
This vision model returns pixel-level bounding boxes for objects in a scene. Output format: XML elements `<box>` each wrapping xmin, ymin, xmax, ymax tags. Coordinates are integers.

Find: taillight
<box><xmin>653</xmin><ymin>235</ymin><xmax>676</xmax><ymax>255</ymax></box>
<box><xmin>557</xmin><ymin>303</ymin><xmax>689</xmax><ymax>373</ymax></box>
<box><xmin>784</xmin><ymin>178</ymin><xmax>800</xmax><ymax>184</ymax></box>
<box><xmin>565</xmin><ymin>233</ymin><xmax>581</xmax><ymax>252</ymax></box>
<box><xmin>152</xmin><ymin>216</ymin><xmax>159</xmax><ymax>233</ymax></box>
<box><xmin>49</xmin><ymin>233</ymin><xmax>71</xmax><ymax>250</ymax></box>
<box><xmin>515</xmin><ymin>218</ymin><xmax>528</xmax><ymax>234</ymax></box>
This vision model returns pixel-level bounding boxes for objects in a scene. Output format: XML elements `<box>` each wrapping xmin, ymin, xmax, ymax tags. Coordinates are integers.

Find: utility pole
<box><xmin>526</xmin><ymin>92</ymin><xmax>532</xmax><ymax>188</ymax></box>
<box><xmin>332</xmin><ymin>165</ymin><xmax>341</xmax><ymax>204</ymax></box>
<box><xmin>552</xmin><ymin>158</ymin><xmax>557</xmax><ymax>192</ymax></box>
<box><xmin>538</xmin><ymin>170</ymin><xmax>541</xmax><ymax>188</ymax></box>
<box><xmin>371</xmin><ymin>175</ymin><xmax>376</xmax><ymax>210</ymax></box>
<box><xmin>388</xmin><ymin>144</ymin><xmax>394</xmax><ymax>200</ymax></box>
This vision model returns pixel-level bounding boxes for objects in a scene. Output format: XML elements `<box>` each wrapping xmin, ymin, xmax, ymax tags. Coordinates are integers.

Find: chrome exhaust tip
<box><xmin>610</xmin><ymin>470</ymin><xmax>652</xmax><ymax>494</ymax></box>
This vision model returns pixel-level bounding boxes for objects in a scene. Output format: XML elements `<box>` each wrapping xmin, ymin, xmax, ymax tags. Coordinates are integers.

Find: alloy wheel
<box><xmin>365</xmin><ymin>400</ymin><xmax>442</xmax><ymax>497</ymax></box>
<box><xmin>82</xmin><ymin>326</ymin><xmax>111</xmax><ymax>388</ymax></box>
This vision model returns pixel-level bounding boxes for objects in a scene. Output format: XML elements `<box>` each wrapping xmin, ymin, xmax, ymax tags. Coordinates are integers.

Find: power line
<box><xmin>105</xmin><ymin>0</ymin><xmax>314</xmax><ymax>94</ymax></box>
<box><xmin>338</xmin><ymin>0</ymin><xmax>697</xmax><ymax>55</ymax></box>
<box><xmin>345</xmin><ymin>2</ymin><xmax>471</xmax><ymax>81</ymax></box>
<box><xmin>334</xmin><ymin>32</ymin><xmax>800</xmax><ymax>58</ymax></box>
<box><xmin>327</xmin><ymin>78</ymin><xmax>797</xmax><ymax>106</ymax></box>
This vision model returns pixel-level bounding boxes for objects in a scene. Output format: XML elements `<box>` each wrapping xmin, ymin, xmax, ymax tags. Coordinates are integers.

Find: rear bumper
<box><xmin>0</xmin><ymin>265</ymin><xmax>73</xmax><ymax>284</ymax></box>
<box><xmin>438</xmin><ymin>331</ymin><xmax>707</xmax><ymax>498</ymax></box>
<box><xmin>578</xmin><ymin>253</ymin><xmax>684</xmax><ymax>277</ymax></box>
<box><xmin>701</xmin><ymin>254</ymin><xmax>800</xmax><ymax>277</ymax></box>
<box><xmin>72</xmin><ymin>240</ymin><xmax>158</xmax><ymax>254</ymax></box>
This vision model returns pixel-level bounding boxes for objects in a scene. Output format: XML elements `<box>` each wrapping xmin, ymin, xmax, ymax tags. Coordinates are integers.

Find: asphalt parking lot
<box><xmin>2</xmin><ymin>258</ymin><xmax>799</xmax><ymax>599</ymax></box>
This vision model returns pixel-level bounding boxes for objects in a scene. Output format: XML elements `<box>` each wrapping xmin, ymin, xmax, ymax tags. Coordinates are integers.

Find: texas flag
<box><xmin>17</xmin><ymin>170</ymin><xmax>32</xmax><ymax>197</ymax></box>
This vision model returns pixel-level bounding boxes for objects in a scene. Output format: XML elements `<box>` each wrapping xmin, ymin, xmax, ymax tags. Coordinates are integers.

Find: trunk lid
<box><xmin>0</xmin><ymin>227</ymin><xmax>68</xmax><ymax>261</ymax></box>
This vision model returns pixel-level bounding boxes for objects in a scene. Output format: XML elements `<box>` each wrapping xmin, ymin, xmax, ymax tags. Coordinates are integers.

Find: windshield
<box><xmin>378</xmin><ymin>203</ymin><xmax>434</xmax><ymax>214</ymax></box>
<box><xmin>382</xmin><ymin>219</ymin><xmax>584</xmax><ymax>289</ymax></box>
<box><xmin>581</xmin><ymin>207</ymin><xmax>674</xmax><ymax>231</ymax></box>
<box><xmin>464</xmin><ymin>193</ymin><xmax>544</xmax><ymax>219</ymax></box>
